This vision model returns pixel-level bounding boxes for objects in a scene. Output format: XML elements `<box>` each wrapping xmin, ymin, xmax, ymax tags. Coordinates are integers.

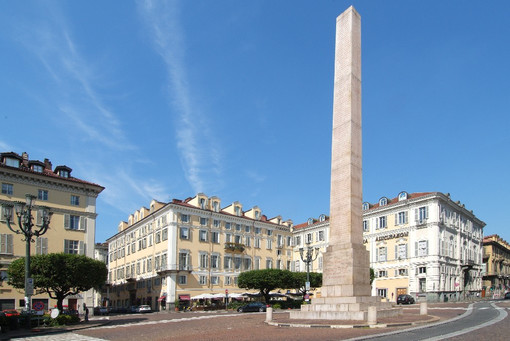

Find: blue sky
<box><xmin>1</xmin><ymin>0</ymin><xmax>508</xmax><ymax>243</ymax></box>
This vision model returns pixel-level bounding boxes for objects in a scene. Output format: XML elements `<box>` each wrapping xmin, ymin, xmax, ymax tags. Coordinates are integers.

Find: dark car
<box><xmin>397</xmin><ymin>294</ymin><xmax>415</xmax><ymax>305</ymax></box>
<box><xmin>237</xmin><ymin>302</ymin><xmax>267</xmax><ymax>313</ymax></box>
<box><xmin>504</xmin><ymin>292</ymin><xmax>510</xmax><ymax>300</ymax></box>
<box><xmin>2</xmin><ymin>309</ymin><xmax>20</xmax><ymax>317</ymax></box>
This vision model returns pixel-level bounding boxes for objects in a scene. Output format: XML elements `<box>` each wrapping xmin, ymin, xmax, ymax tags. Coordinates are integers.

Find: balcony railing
<box><xmin>224</xmin><ymin>242</ymin><xmax>245</xmax><ymax>253</ymax></box>
<box><xmin>156</xmin><ymin>264</ymin><xmax>193</xmax><ymax>273</ymax></box>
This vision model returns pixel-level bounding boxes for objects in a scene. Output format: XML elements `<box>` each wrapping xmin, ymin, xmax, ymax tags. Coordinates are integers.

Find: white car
<box><xmin>138</xmin><ymin>305</ymin><xmax>151</xmax><ymax>313</ymax></box>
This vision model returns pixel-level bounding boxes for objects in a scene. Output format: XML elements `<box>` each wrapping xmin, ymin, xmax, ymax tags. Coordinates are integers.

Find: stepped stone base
<box><xmin>289</xmin><ymin>296</ymin><xmax>402</xmax><ymax>321</ymax></box>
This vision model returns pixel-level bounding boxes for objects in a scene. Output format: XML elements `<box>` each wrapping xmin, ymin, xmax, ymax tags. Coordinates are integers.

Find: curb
<box><xmin>0</xmin><ymin>319</ymin><xmax>112</xmax><ymax>340</ymax></box>
<box><xmin>266</xmin><ymin>315</ymin><xmax>441</xmax><ymax>329</ymax></box>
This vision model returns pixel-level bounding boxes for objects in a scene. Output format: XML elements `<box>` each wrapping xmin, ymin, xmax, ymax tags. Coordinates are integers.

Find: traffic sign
<box><xmin>33</xmin><ymin>301</ymin><xmax>44</xmax><ymax>311</ymax></box>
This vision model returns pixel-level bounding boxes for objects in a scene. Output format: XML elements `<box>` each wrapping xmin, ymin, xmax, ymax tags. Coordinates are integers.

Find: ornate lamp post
<box><xmin>299</xmin><ymin>241</ymin><xmax>319</xmax><ymax>301</ymax></box>
<box><xmin>1</xmin><ymin>194</ymin><xmax>52</xmax><ymax>314</ymax></box>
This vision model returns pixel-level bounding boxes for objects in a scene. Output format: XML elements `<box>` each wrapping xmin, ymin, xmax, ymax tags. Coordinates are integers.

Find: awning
<box><xmin>157</xmin><ymin>296</ymin><xmax>166</xmax><ymax>302</ymax></box>
<box><xmin>179</xmin><ymin>295</ymin><xmax>190</xmax><ymax>301</ymax></box>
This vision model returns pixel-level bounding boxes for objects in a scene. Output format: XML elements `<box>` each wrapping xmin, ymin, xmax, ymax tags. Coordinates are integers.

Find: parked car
<box><xmin>130</xmin><ymin>305</ymin><xmax>140</xmax><ymax>313</ymax></box>
<box><xmin>397</xmin><ymin>294</ymin><xmax>415</xmax><ymax>305</ymax></box>
<box><xmin>138</xmin><ymin>305</ymin><xmax>151</xmax><ymax>313</ymax></box>
<box><xmin>237</xmin><ymin>302</ymin><xmax>267</xmax><ymax>313</ymax></box>
<box><xmin>504</xmin><ymin>292</ymin><xmax>510</xmax><ymax>300</ymax></box>
<box><xmin>93</xmin><ymin>306</ymin><xmax>109</xmax><ymax>315</ymax></box>
<box><xmin>2</xmin><ymin>310</ymin><xmax>20</xmax><ymax>317</ymax></box>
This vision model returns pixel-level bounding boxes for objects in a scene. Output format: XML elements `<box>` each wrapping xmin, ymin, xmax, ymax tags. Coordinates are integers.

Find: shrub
<box><xmin>44</xmin><ymin>314</ymin><xmax>80</xmax><ymax>326</ymax></box>
<box><xmin>272</xmin><ymin>303</ymin><xmax>281</xmax><ymax>310</ymax></box>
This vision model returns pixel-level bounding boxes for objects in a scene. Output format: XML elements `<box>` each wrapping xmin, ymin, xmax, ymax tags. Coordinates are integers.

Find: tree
<box><xmin>237</xmin><ymin>269</ymin><xmax>293</xmax><ymax>303</ymax></box>
<box><xmin>370</xmin><ymin>268</ymin><xmax>375</xmax><ymax>285</ymax></box>
<box><xmin>288</xmin><ymin>271</ymin><xmax>322</xmax><ymax>299</ymax></box>
<box><xmin>8</xmin><ymin>253</ymin><xmax>107</xmax><ymax>311</ymax></box>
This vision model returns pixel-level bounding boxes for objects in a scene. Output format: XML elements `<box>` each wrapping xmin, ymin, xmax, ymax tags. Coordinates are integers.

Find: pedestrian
<box><xmin>84</xmin><ymin>304</ymin><xmax>89</xmax><ymax>322</ymax></box>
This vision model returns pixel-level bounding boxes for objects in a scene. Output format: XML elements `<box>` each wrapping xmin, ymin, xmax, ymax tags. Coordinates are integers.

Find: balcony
<box><xmin>156</xmin><ymin>264</ymin><xmax>193</xmax><ymax>274</ymax></box>
<box><xmin>224</xmin><ymin>242</ymin><xmax>245</xmax><ymax>253</ymax></box>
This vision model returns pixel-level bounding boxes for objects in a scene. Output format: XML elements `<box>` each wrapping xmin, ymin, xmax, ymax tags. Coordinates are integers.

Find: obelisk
<box><xmin>290</xmin><ymin>6</ymin><xmax>400</xmax><ymax>320</ymax></box>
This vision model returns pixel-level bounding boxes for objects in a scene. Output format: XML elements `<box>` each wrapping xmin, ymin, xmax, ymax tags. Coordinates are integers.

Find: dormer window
<box><xmin>362</xmin><ymin>202</ymin><xmax>370</xmax><ymax>210</ymax></box>
<box><xmin>55</xmin><ymin>165</ymin><xmax>72</xmax><ymax>178</ymax></box>
<box><xmin>307</xmin><ymin>218</ymin><xmax>314</xmax><ymax>226</ymax></box>
<box><xmin>379</xmin><ymin>197</ymin><xmax>388</xmax><ymax>206</ymax></box>
<box><xmin>255</xmin><ymin>211</ymin><xmax>260</xmax><ymax>220</ymax></box>
<box><xmin>398</xmin><ymin>192</ymin><xmax>408</xmax><ymax>201</ymax></box>
<box><xmin>319</xmin><ymin>214</ymin><xmax>326</xmax><ymax>222</ymax></box>
<box><xmin>32</xmin><ymin>165</ymin><xmax>43</xmax><ymax>172</ymax></box>
<box><xmin>5</xmin><ymin>157</ymin><xmax>20</xmax><ymax>168</ymax></box>
<box><xmin>235</xmin><ymin>206</ymin><xmax>241</xmax><ymax>216</ymax></box>
<box><xmin>212</xmin><ymin>201</ymin><xmax>219</xmax><ymax>212</ymax></box>
<box><xmin>199</xmin><ymin>198</ymin><xmax>206</xmax><ymax>210</ymax></box>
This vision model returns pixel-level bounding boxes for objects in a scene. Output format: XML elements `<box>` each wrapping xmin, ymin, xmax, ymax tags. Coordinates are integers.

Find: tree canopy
<box><xmin>288</xmin><ymin>271</ymin><xmax>322</xmax><ymax>299</ymax></box>
<box><xmin>8</xmin><ymin>253</ymin><xmax>107</xmax><ymax>311</ymax></box>
<box><xmin>237</xmin><ymin>269</ymin><xmax>294</xmax><ymax>303</ymax></box>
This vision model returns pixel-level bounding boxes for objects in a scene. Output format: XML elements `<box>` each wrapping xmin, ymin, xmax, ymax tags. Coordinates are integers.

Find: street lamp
<box><xmin>299</xmin><ymin>241</ymin><xmax>319</xmax><ymax>302</ymax></box>
<box><xmin>1</xmin><ymin>194</ymin><xmax>52</xmax><ymax>316</ymax></box>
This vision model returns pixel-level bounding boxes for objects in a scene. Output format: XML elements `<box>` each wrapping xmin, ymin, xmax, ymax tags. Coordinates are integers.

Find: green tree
<box><xmin>8</xmin><ymin>253</ymin><xmax>107</xmax><ymax>311</ymax></box>
<box><xmin>237</xmin><ymin>269</ymin><xmax>293</xmax><ymax>303</ymax></box>
<box><xmin>288</xmin><ymin>272</ymin><xmax>322</xmax><ymax>299</ymax></box>
<box><xmin>370</xmin><ymin>268</ymin><xmax>375</xmax><ymax>285</ymax></box>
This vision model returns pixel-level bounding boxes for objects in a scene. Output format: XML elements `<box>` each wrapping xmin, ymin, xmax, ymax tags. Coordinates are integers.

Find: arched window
<box><xmin>379</xmin><ymin>197</ymin><xmax>388</xmax><ymax>206</ymax></box>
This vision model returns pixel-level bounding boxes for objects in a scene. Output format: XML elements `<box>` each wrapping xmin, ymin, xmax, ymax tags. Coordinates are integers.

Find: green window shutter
<box><xmin>64</xmin><ymin>239</ymin><xmax>69</xmax><ymax>254</ymax></box>
<box><xmin>7</xmin><ymin>234</ymin><xmax>13</xmax><ymax>254</ymax></box>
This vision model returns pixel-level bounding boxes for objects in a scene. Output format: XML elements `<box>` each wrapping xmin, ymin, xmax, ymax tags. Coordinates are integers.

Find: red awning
<box><xmin>179</xmin><ymin>295</ymin><xmax>190</xmax><ymax>301</ymax></box>
<box><xmin>157</xmin><ymin>296</ymin><xmax>166</xmax><ymax>302</ymax></box>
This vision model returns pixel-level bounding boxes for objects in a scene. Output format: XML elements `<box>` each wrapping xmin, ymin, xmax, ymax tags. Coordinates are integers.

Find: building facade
<box><xmin>482</xmin><ymin>234</ymin><xmax>510</xmax><ymax>298</ymax></box>
<box><xmin>106</xmin><ymin>193</ymin><xmax>293</xmax><ymax>311</ymax></box>
<box><xmin>0</xmin><ymin>151</ymin><xmax>104</xmax><ymax>311</ymax></box>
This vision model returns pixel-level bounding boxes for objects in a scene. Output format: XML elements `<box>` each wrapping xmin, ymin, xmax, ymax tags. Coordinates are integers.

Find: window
<box><xmin>243</xmin><ymin>257</ymin><xmax>252</xmax><ymax>270</ymax></box>
<box><xmin>200</xmin><ymin>217</ymin><xmax>208</xmax><ymax>226</ymax></box>
<box><xmin>162</xmin><ymin>228</ymin><xmax>168</xmax><ymax>241</ymax></box>
<box><xmin>234</xmin><ymin>235</ymin><xmax>242</xmax><ymax>244</ymax></box>
<box><xmin>255</xmin><ymin>257</ymin><xmax>261</xmax><ymax>270</ymax></box>
<box><xmin>306</xmin><ymin>233</ymin><xmax>313</xmax><ymax>244</ymax></box>
<box><xmin>417</xmin><ymin>207</ymin><xmax>429</xmax><ymax>223</ymax></box>
<box><xmin>199</xmin><ymin>230</ymin><xmax>208</xmax><ymax>242</ymax></box>
<box><xmin>211</xmin><ymin>254</ymin><xmax>220</xmax><ymax>269</ymax></box>
<box><xmin>64</xmin><ymin>240</ymin><xmax>83</xmax><ymax>254</ymax></box>
<box><xmin>179</xmin><ymin>275</ymin><xmax>187</xmax><ymax>285</ymax></box>
<box><xmin>225</xmin><ymin>222</ymin><xmax>231</xmax><ymax>230</ymax></box>
<box><xmin>245</xmin><ymin>236</ymin><xmax>251</xmax><ymax>247</ymax></box>
<box><xmin>419</xmin><ymin>267</ymin><xmax>427</xmax><ymax>274</ymax></box>
<box><xmin>212</xmin><ymin>201</ymin><xmax>219</xmax><ymax>212</ymax></box>
<box><xmin>295</xmin><ymin>236</ymin><xmax>301</xmax><ymax>246</ymax></box>
<box><xmin>234</xmin><ymin>206</ymin><xmax>241</xmax><ymax>216</ymax></box>
<box><xmin>224</xmin><ymin>256</ymin><xmax>232</xmax><ymax>270</ymax></box>
<box><xmin>234</xmin><ymin>256</ymin><xmax>242</xmax><ymax>270</ymax></box>
<box><xmin>254</xmin><ymin>238</ymin><xmax>260</xmax><ymax>248</ymax></box>
<box><xmin>419</xmin><ymin>278</ymin><xmax>426</xmax><ymax>293</ymax></box>
<box><xmin>64</xmin><ymin>215</ymin><xmax>85</xmax><ymax>231</ymax></box>
<box><xmin>417</xmin><ymin>240</ymin><xmax>428</xmax><ymax>257</ymax></box>
<box><xmin>235</xmin><ymin>224</ymin><xmax>241</xmax><ymax>231</ymax></box>
<box><xmin>225</xmin><ymin>233</ymin><xmax>232</xmax><ymax>243</ymax></box>
<box><xmin>377</xmin><ymin>247</ymin><xmax>387</xmax><ymax>262</ymax></box>
<box><xmin>245</xmin><ymin>226</ymin><xmax>250</xmax><ymax>233</ymax></box>
<box><xmin>0</xmin><ymin>234</ymin><xmax>14</xmax><ymax>254</ymax></box>
<box><xmin>398</xmin><ymin>192</ymin><xmax>408</xmax><ymax>201</ymax></box>
<box><xmin>362</xmin><ymin>202</ymin><xmax>370</xmax><ymax>210</ymax></box>
<box><xmin>38</xmin><ymin>189</ymin><xmax>48</xmax><ymax>201</ymax></box>
<box><xmin>377</xmin><ymin>216</ymin><xmax>387</xmax><ymax>229</ymax></box>
<box><xmin>363</xmin><ymin>220</ymin><xmax>369</xmax><ymax>232</ymax></box>
<box><xmin>379</xmin><ymin>197</ymin><xmax>388</xmax><ymax>206</ymax></box>
<box><xmin>396</xmin><ymin>244</ymin><xmax>407</xmax><ymax>260</ymax></box>
<box><xmin>287</xmin><ymin>236</ymin><xmax>293</xmax><ymax>247</ymax></box>
<box><xmin>267</xmin><ymin>229</ymin><xmax>273</xmax><ymax>236</ymax></box>
<box><xmin>181</xmin><ymin>214</ymin><xmax>189</xmax><ymax>223</ymax></box>
<box><xmin>377</xmin><ymin>288</ymin><xmax>387</xmax><ymax>298</ymax></box>
<box><xmin>71</xmin><ymin>195</ymin><xmax>80</xmax><ymax>206</ymax></box>
<box><xmin>0</xmin><ymin>207</ymin><xmax>13</xmax><ymax>223</ymax></box>
<box><xmin>225</xmin><ymin>276</ymin><xmax>231</xmax><ymax>285</ymax></box>
<box><xmin>199</xmin><ymin>275</ymin><xmax>207</xmax><ymax>285</ymax></box>
<box><xmin>213</xmin><ymin>220</ymin><xmax>220</xmax><ymax>228</ymax></box>
<box><xmin>395</xmin><ymin>211</ymin><xmax>408</xmax><ymax>225</ymax></box>
<box><xmin>179</xmin><ymin>252</ymin><xmax>190</xmax><ymax>270</ymax></box>
<box><xmin>180</xmin><ymin>227</ymin><xmax>190</xmax><ymax>240</ymax></box>
<box><xmin>199</xmin><ymin>253</ymin><xmax>209</xmax><ymax>268</ymax></box>
<box><xmin>266</xmin><ymin>239</ymin><xmax>272</xmax><ymax>250</ymax></box>
<box><xmin>199</xmin><ymin>198</ymin><xmax>206</xmax><ymax>209</ymax></box>
<box><xmin>397</xmin><ymin>268</ymin><xmax>408</xmax><ymax>276</ymax></box>
<box><xmin>266</xmin><ymin>258</ymin><xmax>273</xmax><ymax>269</ymax></box>
<box><xmin>211</xmin><ymin>231</ymin><xmax>220</xmax><ymax>243</ymax></box>
<box><xmin>211</xmin><ymin>276</ymin><xmax>219</xmax><ymax>285</ymax></box>
<box><xmin>255</xmin><ymin>227</ymin><xmax>261</xmax><ymax>234</ymax></box>
<box><xmin>378</xmin><ymin>270</ymin><xmax>387</xmax><ymax>277</ymax></box>
<box><xmin>36</xmin><ymin>237</ymin><xmax>48</xmax><ymax>255</ymax></box>
<box><xmin>5</xmin><ymin>158</ymin><xmax>20</xmax><ymax>168</ymax></box>
<box><xmin>318</xmin><ymin>256</ymin><xmax>323</xmax><ymax>270</ymax></box>
<box><xmin>1</xmin><ymin>183</ymin><xmax>13</xmax><ymax>195</ymax></box>
<box><xmin>317</xmin><ymin>230</ymin><xmax>325</xmax><ymax>241</ymax></box>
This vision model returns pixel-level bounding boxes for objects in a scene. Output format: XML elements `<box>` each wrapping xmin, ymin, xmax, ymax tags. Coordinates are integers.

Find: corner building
<box><xmin>0</xmin><ymin>152</ymin><xmax>104</xmax><ymax>311</ymax></box>
<box><xmin>106</xmin><ymin>193</ymin><xmax>293</xmax><ymax>310</ymax></box>
<box><xmin>293</xmin><ymin>192</ymin><xmax>485</xmax><ymax>303</ymax></box>
<box><xmin>482</xmin><ymin>234</ymin><xmax>510</xmax><ymax>297</ymax></box>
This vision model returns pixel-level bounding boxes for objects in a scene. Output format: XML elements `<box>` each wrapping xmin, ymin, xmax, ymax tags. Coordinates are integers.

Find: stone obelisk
<box><xmin>290</xmin><ymin>6</ymin><xmax>400</xmax><ymax>320</ymax></box>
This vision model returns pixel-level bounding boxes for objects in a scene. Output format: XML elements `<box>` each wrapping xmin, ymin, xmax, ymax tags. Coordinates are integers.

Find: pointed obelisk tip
<box><xmin>340</xmin><ymin>5</ymin><xmax>360</xmax><ymax>18</ymax></box>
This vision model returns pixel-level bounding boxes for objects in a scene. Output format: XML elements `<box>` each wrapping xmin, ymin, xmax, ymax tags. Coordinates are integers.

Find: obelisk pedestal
<box><xmin>290</xmin><ymin>6</ymin><xmax>401</xmax><ymax>321</ymax></box>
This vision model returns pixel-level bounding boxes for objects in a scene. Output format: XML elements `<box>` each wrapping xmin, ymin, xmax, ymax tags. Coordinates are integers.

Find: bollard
<box><xmin>265</xmin><ymin>307</ymin><xmax>273</xmax><ymax>322</ymax></box>
<box><xmin>420</xmin><ymin>301</ymin><xmax>428</xmax><ymax>315</ymax></box>
<box><xmin>367</xmin><ymin>306</ymin><xmax>377</xmax><ymax>325</ymax></box>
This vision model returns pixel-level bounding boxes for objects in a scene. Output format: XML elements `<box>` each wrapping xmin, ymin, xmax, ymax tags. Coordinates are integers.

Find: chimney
<box><xmin>22</xmin><ymin>152</ymin><xmax>29</xmax><ymax>167</ymax></box>
<box><xmin>44</xmin><ymin>158</ymin><xmax>52</xmax><ymax>170</ymax></box>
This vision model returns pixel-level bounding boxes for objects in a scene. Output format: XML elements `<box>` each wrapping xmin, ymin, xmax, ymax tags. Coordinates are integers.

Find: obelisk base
<box><xmin>289</xmin><ymin>296</ymin><xmax>402</xmax><ymax>321</ymax></box>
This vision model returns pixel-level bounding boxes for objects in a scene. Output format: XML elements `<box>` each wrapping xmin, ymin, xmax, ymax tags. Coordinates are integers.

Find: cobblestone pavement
<box><xmin>7</xmin><ymin>301</ymin><xmax>509</xmax><ymax>341</ymax></box>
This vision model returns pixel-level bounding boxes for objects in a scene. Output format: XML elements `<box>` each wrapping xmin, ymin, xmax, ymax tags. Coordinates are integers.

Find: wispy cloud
<box><xmin>14</xmin><ymin>5</ymin><xmax>133</xmax><ymax>151</ymax></box>
<box><xmin>138</xmin><ymin>0</ymin><xmax>224</xmax><ymax>194</ymax></box>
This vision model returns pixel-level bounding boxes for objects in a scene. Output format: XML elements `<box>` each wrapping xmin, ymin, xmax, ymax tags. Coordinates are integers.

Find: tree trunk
<box><xmin>56</xmin><ymin>294</ymin><xmax>64</xmax><ymax>312</ymax></box>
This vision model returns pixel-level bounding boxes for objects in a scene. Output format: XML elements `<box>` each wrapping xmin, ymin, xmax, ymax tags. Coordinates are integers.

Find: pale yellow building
<box><xmin>0</xmin><ymin>151</ymin><xmax>104</xmax><ymax>312</ymax></box>
<box><xmin>482</xmin><ymin>234</ymin><xmax>510</xmax><ymax>298</ymax></box>
<box><xmin>106</xmin><ymin>193</ymin><xmax>293</xmax><ymax>310</ymax></box>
